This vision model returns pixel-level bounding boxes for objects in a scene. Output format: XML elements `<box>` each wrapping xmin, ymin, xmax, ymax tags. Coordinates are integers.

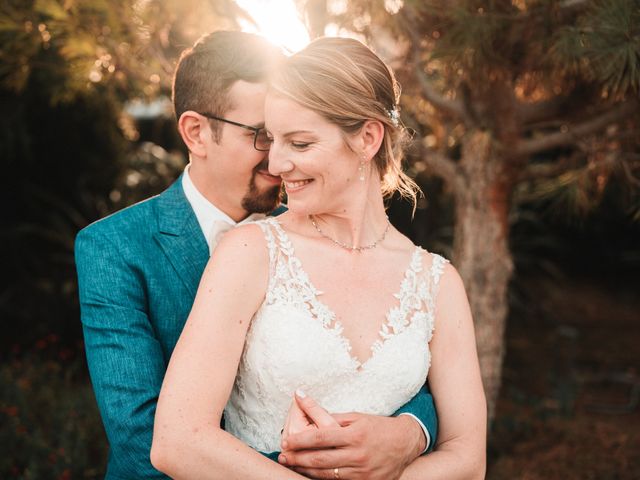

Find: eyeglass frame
<box><xmin>197</xmin><ymin>112</ymin><xmax>271</xmax><ymax>151</ymax></box>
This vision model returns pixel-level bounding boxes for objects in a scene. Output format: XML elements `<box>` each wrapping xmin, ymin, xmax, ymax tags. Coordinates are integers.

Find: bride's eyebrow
<box><xmin>282</xmin><ymin>130</ymin><xmax>315</xmax><ymax>137</ymax></box>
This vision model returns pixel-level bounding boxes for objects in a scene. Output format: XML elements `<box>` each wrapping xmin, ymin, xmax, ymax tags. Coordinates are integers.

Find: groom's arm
<box><xmin>279</xmin><ymin>388</ymin><xmax>437</xmax><ymax>480</ymax></box>
<box><xmin>76</xmin><ymin>227</ymin><xmax>169</xmax><ymax>480</ymax></box>
<box><xmin>393</xmin><ymin>384</ymin><xmax>438</xmax><ymax>453</ymax></box>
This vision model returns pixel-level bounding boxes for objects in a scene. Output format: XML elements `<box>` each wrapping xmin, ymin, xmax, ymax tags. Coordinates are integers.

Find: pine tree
<box><xmin>305</xmin><ymin>0</ymin><xmax>640</xmax><ymax>420</ymax></box>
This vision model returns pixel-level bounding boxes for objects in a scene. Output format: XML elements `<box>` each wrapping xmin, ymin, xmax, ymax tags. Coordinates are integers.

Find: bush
<box><xmin>0</xmin><ymin>352</ymin><xmax>107</xmax><ymax>479</ymax></box>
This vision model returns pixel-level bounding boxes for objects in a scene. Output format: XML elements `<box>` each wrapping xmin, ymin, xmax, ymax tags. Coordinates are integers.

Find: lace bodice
<box><xmin>224</xmin><ymin>218</ymin><xmax>448</xmax><ymax>452</ymax></box>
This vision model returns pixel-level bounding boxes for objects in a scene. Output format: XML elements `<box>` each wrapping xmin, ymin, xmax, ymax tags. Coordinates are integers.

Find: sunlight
<box><xmin>236</xmin><ymin>0</ymin><xmax>311</xmax><ymax>53</ymax></box>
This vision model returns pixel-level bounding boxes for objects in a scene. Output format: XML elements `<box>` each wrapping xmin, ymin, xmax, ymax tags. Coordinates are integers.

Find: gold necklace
<box><xmin>308</xmin><ymin>215</ymin><xmax>390</xmax><ymax>252</ymax></box>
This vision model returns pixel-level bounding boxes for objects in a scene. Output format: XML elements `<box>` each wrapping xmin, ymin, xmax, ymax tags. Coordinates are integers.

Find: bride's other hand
<box><xmin>281</xmin><ymin>390</ymin><xmax>313</xmax><ymax>444</ymax></box>
<box><xmin>280</xmin><ymin>390</ymin><xmax>339</xmax><ymax>449</ymax></box>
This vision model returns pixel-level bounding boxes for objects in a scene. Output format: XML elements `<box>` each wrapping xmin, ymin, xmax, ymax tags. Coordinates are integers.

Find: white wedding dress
<box><xmin>224</xmin><ymin>218</ymin><xmax>448</xmax><ymax>452</ymax></box>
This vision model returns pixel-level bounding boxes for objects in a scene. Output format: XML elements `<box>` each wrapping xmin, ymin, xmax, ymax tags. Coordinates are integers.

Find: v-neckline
<box><xmin>267</xmin><ymin>217</ymin><xmax>424</xmax><ymax>370</ymax></box>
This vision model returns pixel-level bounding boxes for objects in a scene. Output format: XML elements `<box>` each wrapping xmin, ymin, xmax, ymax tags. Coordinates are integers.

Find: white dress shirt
<box><xmin>182</xmin><ymin>165</ymin><xmax>265</xmax><ymax>254</ymax></box>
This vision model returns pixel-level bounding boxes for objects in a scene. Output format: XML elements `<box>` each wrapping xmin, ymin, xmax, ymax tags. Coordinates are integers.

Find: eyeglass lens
<box><xmin>254</xmin><ymin>129</ymin><xmax>271</xmax><ymax>151</ymax></box>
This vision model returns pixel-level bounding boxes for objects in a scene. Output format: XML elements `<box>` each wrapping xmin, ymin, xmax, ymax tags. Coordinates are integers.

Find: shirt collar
<box><xmin>181</xmin><ymin>165</ymin><xmax>266</xmax><ymax>251</ymax></box>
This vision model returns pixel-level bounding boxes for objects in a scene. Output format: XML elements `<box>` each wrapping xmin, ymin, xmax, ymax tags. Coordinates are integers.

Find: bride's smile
<box><xmin>265</xmin><ymin>94</ymin><xmax>370</xmax><ymax>218</ymax></box>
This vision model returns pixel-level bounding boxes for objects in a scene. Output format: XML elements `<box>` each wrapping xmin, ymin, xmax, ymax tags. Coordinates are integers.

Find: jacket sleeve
<box><xmin>75</xmin><ymin>227</ymin><xmax>169</xmax><ymax>479</ymax></box>
<box><xmin>392</xmin><ymin>384</ymin><xmax>438</xmax><ymax>453</ymax></box>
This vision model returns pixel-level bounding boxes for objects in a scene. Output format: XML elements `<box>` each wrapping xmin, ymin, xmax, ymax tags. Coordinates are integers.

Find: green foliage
<box><xmin>400</xmin><ymin>0</ymin><xmax>640</xmax><ymax>96</ymax></box>
<box><xmin>323</xmin><ymin>0</ymin><xmax>639</xmax><ymax>219</ymax></box>
<box><xmin>0</xmin><ymin>354</ymin><xmax>107</xmax><ymax>479</ymax></box>
<box><xmin>414</xmin><ymin>1</ymin><xmax>518</xmax><ymax>74</ymax></box>
<box><xmin>0</xmin><ymin>0</ymin><xmax>245</xmax><ymax>355</ymax></box>
<box><xmin>110</xmin><ymin>141</ymin><xmax>187</xmax><ymax>209</ymax></box>
<box><xmin>1</xmin><ymin>0</ymin><xmax>141</xmax><ymax>104</ymax></box>
<box><xmin>0</xmin><ymin>0</ymin><xmax>245</xmax><ymax>105</ymax></box>
<box><xmin>553</xmin><ymin>0</ymin><xmax>640</xmax><ymax>96</ymax></box>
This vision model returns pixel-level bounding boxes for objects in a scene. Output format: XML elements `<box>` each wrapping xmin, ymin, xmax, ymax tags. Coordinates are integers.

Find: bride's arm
<box><xmin>400</xmin><ymin>263</ymin><xmax>487</xmax><ymax>480</ymax></box>
<box><xmin>150</xmin><ymin>225</ymin><xmax>303</xmax><ymax>480</ymax></box>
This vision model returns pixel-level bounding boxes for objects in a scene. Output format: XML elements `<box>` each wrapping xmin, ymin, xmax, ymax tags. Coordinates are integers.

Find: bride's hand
<box><xmin>280</xmin><ymin>390</ymin><xmax>339</xmax><ymax>450</ymax></box>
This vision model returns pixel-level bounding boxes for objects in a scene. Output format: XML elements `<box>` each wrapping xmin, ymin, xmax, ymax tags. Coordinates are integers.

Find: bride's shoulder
<box><xmin>210</xmin><ymin>222</ymin><xmax>270</xmax><ymax>268</ymax></box>
<box><xmin>196</xmin><ymin>224</ymin><xmax>271</xmax><ymax>312</ymax></box>
<box><xmin>218</xmin><ymin>221</ymin><xmax>268</xmax><ymax>247</ymax></box>
<box><xmin>416</xmin><ymin>249</ymin><xmax>469</xmax><ymax>303</ymax></box>
<box><xmin>419</xmin><ymin>248</ymin><xmax>450</xmax><ymax>269</ymax></box>
<box><xmin>415</xmin><ymin>248</ymin><xmax>461</xmax><ymax>286</ymax></box>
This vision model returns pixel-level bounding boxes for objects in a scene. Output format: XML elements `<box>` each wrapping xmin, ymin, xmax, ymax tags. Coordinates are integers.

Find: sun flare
<box><xmin>236</xmin><ymin>0</ymin><xmax>311</xmax><ymax>53</ymax></box>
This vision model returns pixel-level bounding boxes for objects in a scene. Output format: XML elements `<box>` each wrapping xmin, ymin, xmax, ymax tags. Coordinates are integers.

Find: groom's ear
<box><xmin>178</xmin><ymin>111</ymin><xmax>210</xmax><ymax>158</ymax></box>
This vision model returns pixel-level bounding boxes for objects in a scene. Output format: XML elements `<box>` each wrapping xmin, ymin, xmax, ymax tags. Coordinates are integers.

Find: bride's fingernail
<box><xmin>278</xmin><ymin>454</ymin><xmax>287</xmax><ymax>464</ymax></box>
<box><xmin>295</xmin><ymin>388</ymin><xmax>306</xmax><ymax>398</ymax></box>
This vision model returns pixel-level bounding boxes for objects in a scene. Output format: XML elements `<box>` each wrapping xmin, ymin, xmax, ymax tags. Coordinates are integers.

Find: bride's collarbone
<box><xmin>295</xmin><ymin>245</ymin><xmax>416</xmax><ymax>284</ymax></box>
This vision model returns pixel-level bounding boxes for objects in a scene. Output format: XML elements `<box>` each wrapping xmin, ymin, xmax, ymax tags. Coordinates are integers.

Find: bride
<box><xmin>151</xmin><ymin>37</ymin><xmax>486</xmax><ymax>480</ymax></box>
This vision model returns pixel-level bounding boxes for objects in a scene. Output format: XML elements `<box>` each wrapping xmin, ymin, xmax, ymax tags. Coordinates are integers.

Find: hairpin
<box><xmin>386</xmin><ymin>106</ymin><xmax>400</xmax><ymax>127</ymax></box>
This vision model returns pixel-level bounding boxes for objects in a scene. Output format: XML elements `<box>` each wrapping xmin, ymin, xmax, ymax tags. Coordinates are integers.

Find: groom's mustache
<box><xmin>252</xmin><ymin>159</ymin><xmax>282</xmax><ymax>188</ymax></box>
<box><xmin>253</xmin><ymin>159</ymin><xmax>274</xmax><ymax>177</ymax></box>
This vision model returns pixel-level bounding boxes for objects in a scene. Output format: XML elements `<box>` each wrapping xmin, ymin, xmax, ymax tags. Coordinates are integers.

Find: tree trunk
<box><xmin>452</xmin><ymin>130</ymin><xmax>514</xmax><ymax>422</ymax></box>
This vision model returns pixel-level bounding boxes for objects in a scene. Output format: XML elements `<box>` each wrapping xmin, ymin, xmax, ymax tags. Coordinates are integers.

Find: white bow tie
<box><xmin>208</xmin><ymin>213</ymin><xmax>267</xmax><ymax>255</ymax></box>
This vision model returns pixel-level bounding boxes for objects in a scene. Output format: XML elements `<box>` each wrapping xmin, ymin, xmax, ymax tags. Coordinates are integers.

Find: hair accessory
<box><xmin>386</xmin><ymin>106</ymin><xmax>400</xmax><ymax>127</ymax></box>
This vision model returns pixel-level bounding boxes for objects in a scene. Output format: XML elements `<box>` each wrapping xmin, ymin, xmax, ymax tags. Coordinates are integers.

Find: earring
<box><xmin>359</xmin><ymin>154</ymin><xmax>367</xmax><ymax>181</ymax></box>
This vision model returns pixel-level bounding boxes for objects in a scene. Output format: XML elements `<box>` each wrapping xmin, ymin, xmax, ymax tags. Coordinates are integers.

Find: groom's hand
<box><xmin>281</xmin><ymin>406</ymin><xmax>425</xmax><ymax>480</ymax></box>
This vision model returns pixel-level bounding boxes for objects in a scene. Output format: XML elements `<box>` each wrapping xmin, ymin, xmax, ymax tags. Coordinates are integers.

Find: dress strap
<box><xmin>378</xmin><ymin>247</ymin><xmax>425</xmax><ymax>342</ymax></box>
<box><xmin>254</xmin><ymin>218</ymin><xmax>280</xmax><ymax>302</ymax></box>
<box><xmin>253</xmin><ymin>218</ymin><xmax>328</xmax><ymax>315</ymax></box>
<box><xmin>255</xmin><ymin>217</ymin><xmax>276</xmax><ymax>255</ymax></box>
<box><xmin>425</xmin><ymin>253</ymin><xmax>449</xmax><ymax>326</ymax></box>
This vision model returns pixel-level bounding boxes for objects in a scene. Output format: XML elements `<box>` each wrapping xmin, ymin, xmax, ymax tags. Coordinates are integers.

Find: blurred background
<box><xmin>1</xmin><ymin>0</ymin><xmax>638</xmax><ymax>478</ymax></box>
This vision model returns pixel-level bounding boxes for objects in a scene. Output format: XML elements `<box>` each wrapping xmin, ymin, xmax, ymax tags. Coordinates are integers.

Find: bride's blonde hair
<box><xmin>269</xmin><ymin>37</ymin><xmax>419</xmax><ymax>207</ymax></box>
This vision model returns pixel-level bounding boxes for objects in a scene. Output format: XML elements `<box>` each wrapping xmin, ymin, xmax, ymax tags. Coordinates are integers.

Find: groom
<box><xmin>76</xmin><ymin>30</ymin><xmax>437</xmax><ymax>479</ymax></box>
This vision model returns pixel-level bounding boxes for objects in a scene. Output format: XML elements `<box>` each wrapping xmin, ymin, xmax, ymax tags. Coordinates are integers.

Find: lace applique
<box><xmin>425</xmin><ymin>254</ymin><xmax>448</xmax><ymax>342</ymax></box>
<box><xmin>374</xmin><ymin>248</ymin><xmax>424</xmax><ymax>352</ymax></box>
<box><xmin>257</xmin><ymin>218</ymin><xmax>354</xmax><ymax>357</ymax></box>
<box><xmin>373</xmin><ymin>249</ymin><xmax>448</xmax><ymax>353</ymax></box>
<box><xmin>227</xmin><ymin>218</ymin><xmax>449</xmax><ymax>452</ymax></box>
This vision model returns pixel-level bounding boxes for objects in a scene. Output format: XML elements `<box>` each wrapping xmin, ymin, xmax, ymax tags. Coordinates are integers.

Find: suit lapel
<box><xmin>153</xmin><ymin>177</ymin><xmax>209</xmax><ymax>298</ymax></box>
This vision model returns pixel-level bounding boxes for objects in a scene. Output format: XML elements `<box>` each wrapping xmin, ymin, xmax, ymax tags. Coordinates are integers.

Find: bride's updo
<box><xmin>269</xmin><ymin>37</ymin><xmax>419</xmax><ymax>206</ymax></box>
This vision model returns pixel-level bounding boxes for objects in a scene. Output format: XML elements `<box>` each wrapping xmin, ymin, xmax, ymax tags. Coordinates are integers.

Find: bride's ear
<box><xmin>359</xmin><ymin>119</ymin><xmax>385</xmax><ymax>161</ymax></box>
<box><xmin>178</xmin><ymin>111</ymin><xmax>209</xmax><ymax>157</ymax></box>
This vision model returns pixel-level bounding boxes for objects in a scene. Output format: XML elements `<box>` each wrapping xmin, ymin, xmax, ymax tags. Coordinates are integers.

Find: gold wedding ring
<box><xmin>333</xmin><ymin>467</ymin><xmax>340</xmax><ymax>479</ymax></box>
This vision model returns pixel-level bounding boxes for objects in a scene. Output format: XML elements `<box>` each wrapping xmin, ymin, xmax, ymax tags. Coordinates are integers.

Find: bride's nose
<box><xmin>268</xmin><ymin>143</ymin><xmax>294</xmax><ymax>176</ymax></box>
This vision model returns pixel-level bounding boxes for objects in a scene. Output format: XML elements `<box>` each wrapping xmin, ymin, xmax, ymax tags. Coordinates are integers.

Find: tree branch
<box><xmin>559</xmin><ymin>0</ymin><xmax>590</xmax><ymax>12</ymax></box>
<box><xmin>518</xmin><ymin>95</ymin><xmax>571</xmax><ymax>125</ymax></box>
<box><xmin>518</xmin><ymin>156</ymin><xmax>580</xmax><ymax>182</ymax></box>
<box><xmin>519</xmin><ymin>83</ymin><xmax>601</xmax><ymax>126</ymax></box>
<box><xmin>399</xmin><ymin>5</ymin><xmax>469</xmax><ymax>123</ymax></box>
<box><xmin>414</xmin><ymin>67</ymin><xmax>469</xmax><ymax>122</ymax></box>
<box><xmin>417</xmin><ymin>143</ymin><xmax>465</xmax><ymax>193</ymax></box>
<box><xmin>514</xmin><ymin>100</ymin><xmax>638</xmax><ymax>157</ymax></box>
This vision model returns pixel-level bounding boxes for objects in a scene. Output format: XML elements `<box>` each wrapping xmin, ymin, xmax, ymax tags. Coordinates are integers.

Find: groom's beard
<box><xmin>241</xmin><ymin>161</ymin><xmax>282</xmax><ymax>214</ymax></box>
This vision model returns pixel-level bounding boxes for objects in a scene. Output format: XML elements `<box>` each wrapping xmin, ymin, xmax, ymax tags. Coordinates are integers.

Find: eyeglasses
<box><xmin>198</xmin><ymin>112</ymin><xmax>271</xmax><ymax>151</ymax></box>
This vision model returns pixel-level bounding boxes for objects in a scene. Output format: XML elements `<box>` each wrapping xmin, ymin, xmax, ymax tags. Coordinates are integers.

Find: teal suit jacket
<box><xmin>75</xmin><ymin>177</ymin><xmax>437</xmax><ymax>479</ymax></box>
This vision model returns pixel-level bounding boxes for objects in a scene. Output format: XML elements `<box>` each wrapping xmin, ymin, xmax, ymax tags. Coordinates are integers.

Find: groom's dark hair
<box><xmin>172</xmin><ymin>31</ymin><xmax>283</xmax><ymax>141</ymax></box>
